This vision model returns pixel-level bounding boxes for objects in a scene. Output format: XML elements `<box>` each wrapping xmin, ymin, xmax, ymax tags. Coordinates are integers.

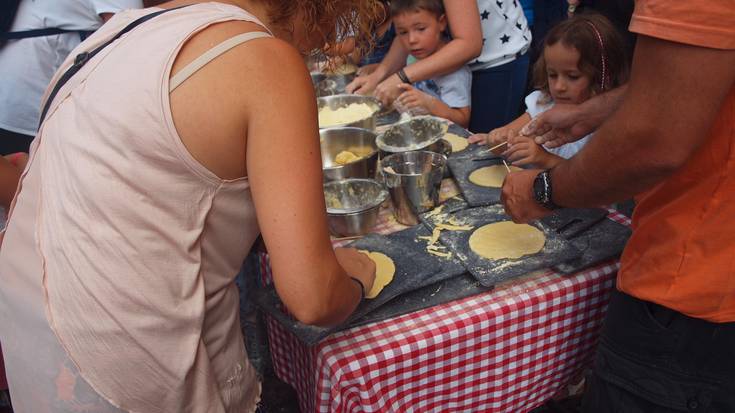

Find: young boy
<box><xmin>391</xmin><ymin>0</ymin><xmax>472</xmax><ymax>127</ymax></box>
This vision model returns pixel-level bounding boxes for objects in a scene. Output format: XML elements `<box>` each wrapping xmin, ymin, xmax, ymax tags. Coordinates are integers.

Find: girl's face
<box><xmin>544</xmin><ymin>42</ymin><xmax>593</xmax><ymax>104</ymax></box>
<box><xmin>393</xmin><ymin>9</ymin><xmax>446</xmax><ymax>60</ymax></box>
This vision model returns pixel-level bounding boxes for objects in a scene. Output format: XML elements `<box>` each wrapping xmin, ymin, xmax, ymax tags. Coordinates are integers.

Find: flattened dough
<box><xmin>318</xmin><ymin>103</ymin><xmax>375</xmax><ymax>127</ymax></box>
<box><xmin>443</xmin><ymin>133</ymin><xmax>469</xmax><ymax>152</ymax></box>
<box><xmin>469</xmin><ymin>221</ymin><xmax>545</xmax><ymax>260</ymax></box>
<box><xmin>359</xmin><ymin>250</ymin><xmax>396</xmax><ymax>299</ymax></box>
<box><xmin>469</xmin><ymin>165</ymin><xmax>522</xmax><ymax>187</ymax></box>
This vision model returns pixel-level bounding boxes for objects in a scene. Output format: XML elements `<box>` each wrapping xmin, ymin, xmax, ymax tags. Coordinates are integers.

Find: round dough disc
<box><xmin>469</xmin><ymin>221</ymin><xmax>546</xmax><ymax>260</ymax></box>
<box><xmin>358</xmin><ymin>250</ymin><xmax>396</xmax><ymax>299</ymax></box>
<box><xmin>468</xmin><ymin>165</ymin><xmax>522</xmax><ymax>187</ymax></box>
<box><xmin>443</xmin><ymin>133</ymin><xmax>469</xmax><ymax>153</ymax></box>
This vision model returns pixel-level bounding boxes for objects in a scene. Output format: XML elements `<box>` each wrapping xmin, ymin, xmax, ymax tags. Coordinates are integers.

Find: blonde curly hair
<box><xmin>262</xmin><ymin>0</ymin><xmax>383</xmax><ymax>57</ymax></box>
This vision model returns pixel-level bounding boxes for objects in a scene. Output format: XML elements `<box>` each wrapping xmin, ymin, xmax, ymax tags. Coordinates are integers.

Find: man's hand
<box><xmin>520</xmin><ymin>103</ymin><xmax>594</xmax><ymax>148</ymax></box>
<box><xmin>501</xmin><ymin>169</ymin><xmax>553</xmax><ymax>223</ymax></box>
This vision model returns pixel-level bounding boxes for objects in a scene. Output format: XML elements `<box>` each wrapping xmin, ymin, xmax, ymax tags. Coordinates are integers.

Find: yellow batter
<box><xmin>443</xmin><ymin>133</ymin><xmax>469</xmax><ymax>153</ymax></box>
<box><xmin>334</xmin><ymin>151</ymin><xmax>361</xmax><ymax>165</ymax></box>
<box><xmin>359</xmin><ymin>250</ymin><xmax>396</xmax><ymax>299</ymax></box>
<box><xmin>468</xmin><ymin>221</ymin><xmax>546</xmax><ymax>260</ymax></box>
<box><xmin>468</xmin><ymin>165</ymin><xmax>522</xmax><ymax>187</ymax></box>
<box><xmin>318</xmin><ymin>103</ymin><xmax>375</xmax><ymax>127</ymax></box>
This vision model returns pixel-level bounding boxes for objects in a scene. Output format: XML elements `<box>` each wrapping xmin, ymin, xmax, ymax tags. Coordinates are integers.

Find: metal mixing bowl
<box><xmin>376</xmin><ymin>115</ymin><xmax>449</xmax><ymax>154</ymax></box>
<box><xmin>320</xmin><ymin>127</ymin><xmax>379</xmax><ymax>181</ymax></box>
<box><xmin>317</xmin><ymin>94</ymin><xmax>381</xmax><ymax>130</ymax></box>
<box><xmin>311</xmin><ymin>73</ymin><xmax>356</xmax><ymax>97</ymax></box>
<box><xmin>323</xmin><ymin>179</ymin><xmax>388</xmax><ymax>237</ymax></box>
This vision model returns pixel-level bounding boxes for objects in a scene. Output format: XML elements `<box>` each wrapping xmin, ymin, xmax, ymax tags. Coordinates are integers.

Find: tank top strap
<box><xmin>169</xmin><ymin>31</ymin><xmax>272</xmax><ymax>92</ymax></box>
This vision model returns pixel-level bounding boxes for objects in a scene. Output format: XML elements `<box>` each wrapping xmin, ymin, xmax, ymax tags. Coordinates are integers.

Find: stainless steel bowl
<box><xmin>381</xmin><ymin>151</ymin><xmax>446</xmax><ymax>225</ymax></box>
<box><xmin>376</xmin><ymin>115</ymin><xmax>449</xmax><ymax>154</ymax></box>
<box><xmin>323</xmin><ymin>179</ymin><xmax>389</xmax><ymax>237</ymax></box>
<box><xmin>317</xmin><ymin>94</ymin><xmax>381</xmax><ymax>130</ymax></box>
<box><xmin>311</xmin><ymin>73</ymin><xmax>357</xmax><ymax>97</ymax></box>
<box><xmin>320</xmin><ymin>127</ymin><xmax>379</xmax><ymax>181</ymax></box>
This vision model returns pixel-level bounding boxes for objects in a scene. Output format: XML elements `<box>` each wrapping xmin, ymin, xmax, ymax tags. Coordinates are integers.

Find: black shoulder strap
<box><xmin>38</xmin><ymin>6</ymin><xmax>186</xmax><ymax>130</ymax></box>
<box><xmin>0</xmin><ymin>28</ymin><xmax>94</xmax><ymax>41</ymax></box>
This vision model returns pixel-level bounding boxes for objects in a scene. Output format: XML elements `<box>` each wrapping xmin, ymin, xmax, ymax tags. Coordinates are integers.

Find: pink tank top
<box><xmin>0</xmin><ymin>4</ymin><xmax>270</xmax><ymax>412</ymax></box>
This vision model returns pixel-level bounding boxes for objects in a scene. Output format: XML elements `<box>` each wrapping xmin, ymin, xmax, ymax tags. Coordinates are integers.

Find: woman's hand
<box><xmin>394</xmin><ymin>83</ymin><xmax>434</xmax><ymax>115</ymax></box>
<box><xmin>346</xmin><ymin>72</ymin><xmax>380</xmax><ymax>95</ymax></box>
<box><xmin>335</xmin><ymin>248</ymin><xmax>376</xmax><ymax>295</ymax></box>
<box><xmin>373</xmin><ymin>73</ymin><xmax>404</xmax><ymax>106</ymax></box>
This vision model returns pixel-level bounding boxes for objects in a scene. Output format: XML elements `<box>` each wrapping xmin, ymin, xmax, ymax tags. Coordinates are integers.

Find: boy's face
<box><xmin>393</xmin><ymin>9</ymin><xmax>446</xmax><ymax>60</ymax></box>
<box><xmin>544</xmin><ymin>42</ymin><xmax>593</xmax><ymax>104</ymax></box>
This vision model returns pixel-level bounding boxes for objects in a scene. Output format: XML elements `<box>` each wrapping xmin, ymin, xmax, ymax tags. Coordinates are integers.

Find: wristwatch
<box><xmin>533</xmin><ymin>170</ymin><xmax>560</xmax><ymax>210</ymax></box>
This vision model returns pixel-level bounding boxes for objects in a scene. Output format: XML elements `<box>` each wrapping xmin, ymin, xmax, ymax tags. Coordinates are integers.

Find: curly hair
<box><xmin>532</xmin><ymin>13</ymin><xmax>629</xmax><ymax>100</ymax></box>
<box><xmin>261</xmin><ymin>0</ymin><xmax>383</xmax><ymax>57</ymax></box>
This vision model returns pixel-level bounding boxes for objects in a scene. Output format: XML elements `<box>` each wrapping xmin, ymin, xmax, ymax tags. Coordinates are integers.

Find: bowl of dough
<box><xmin>320</xmin><ymin>127</ymin><xmax>379</xmax><ymax>181</ymax></box>
<box><xmin>376</xmin><ymin>115</ymin><xmax>450</xmax><ymax>155</ymax></box>
<box><xmin>317</xmin><ymin>94</ymin><xmax>382</xmax><ymax>130</ymax></box>
<box><xmin>323</xmin><ymin>178</ymin><xmax>389</xmax><ymax>237</ymax></box>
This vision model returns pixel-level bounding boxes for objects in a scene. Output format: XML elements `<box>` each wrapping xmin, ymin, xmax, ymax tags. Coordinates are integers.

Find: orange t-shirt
<box><xmin>618</xmin><ymin>1</ymin><xmax>735</xmax><ymax>322</ymax></box>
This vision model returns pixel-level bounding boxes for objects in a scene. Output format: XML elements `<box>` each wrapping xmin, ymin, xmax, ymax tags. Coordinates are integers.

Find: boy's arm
<box><xmin>429</xmin><ymin>100</ymin><xmax>470</xmax><ymax>128</ymax></box>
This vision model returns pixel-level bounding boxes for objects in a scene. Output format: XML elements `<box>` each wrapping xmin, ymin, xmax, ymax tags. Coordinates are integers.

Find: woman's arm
<box><xmin>242</xmin><ymin>38</ymin><xmax>376</xmax><ymax>326</ymax></box>
<box><xmin>348</xmin><ymin>0</ymin><xmax>482</xmax><ymax>104</ymax></box>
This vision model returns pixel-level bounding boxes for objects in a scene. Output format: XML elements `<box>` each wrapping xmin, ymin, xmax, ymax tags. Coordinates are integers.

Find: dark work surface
<box><xmin>447</xmin><ymin>154</ymin><xmax>516</xmax><ymax>207</ymax></box>
<box><xmin>436</xmin><ymin>205</ymin><xmax>581</xmax><ymax>287</ymax></box>
<box><xmin>554</xmin><ymin>217</ymin><xmax>631</xmax><ymax>274</ymax></box>
<box><xmin>252</xmin><ymin>226</ymin><xmax>467</xmax><ymax>345</ymax></box>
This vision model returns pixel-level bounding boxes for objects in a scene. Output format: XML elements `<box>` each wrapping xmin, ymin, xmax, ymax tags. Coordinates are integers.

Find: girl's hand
<box><xmin>395</xmin><ymin>84</ymin><xmax>435</xmax><ymax>115</ymax></box>
<box><xmin>504</xmin><ymin>135</ymin><xmax>552</xmax><ymax>167</ymax></box>
<box><xmin>468</xmin><ymin>133</ymin><xmax>489</xmax><ymax>145</ymax></box>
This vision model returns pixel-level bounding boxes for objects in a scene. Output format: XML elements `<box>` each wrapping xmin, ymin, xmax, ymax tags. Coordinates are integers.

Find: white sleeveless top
<box><xmin>0</xmin><ymin>4</ymin><xmax>271</xmax><ymax>412</ymax></box>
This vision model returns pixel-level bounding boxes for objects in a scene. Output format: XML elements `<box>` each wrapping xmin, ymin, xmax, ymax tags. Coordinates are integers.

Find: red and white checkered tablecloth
<box><xmin>259</xmin><ymin>202</ymin><xmax>627</xmax><ymax>412</ymax></box>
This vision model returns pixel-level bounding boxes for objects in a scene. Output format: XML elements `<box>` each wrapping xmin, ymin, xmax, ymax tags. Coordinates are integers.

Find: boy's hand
<box><xmin>503</xmin><ymin>135</ymin><xmax>551</xmax><ymax>166</ymax></box>
<box><xmin>395</xmin><ymin>84</ymin><xmax>435</xmax><ymax>115</ymax></box>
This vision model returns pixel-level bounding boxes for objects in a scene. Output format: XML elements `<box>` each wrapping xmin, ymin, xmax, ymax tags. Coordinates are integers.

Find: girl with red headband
<box><xmin>470</xmin><ymin>13</ymin><xmax>628</xmax><ymax>169</ymax></box>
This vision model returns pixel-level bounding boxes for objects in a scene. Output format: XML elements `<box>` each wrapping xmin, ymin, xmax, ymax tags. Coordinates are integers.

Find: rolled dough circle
<box><xmin>469</xmin><ymin>221</ymin><xmax>546</xmax><ymax>260</ymax></box>
<box><xmin>468</xmin><ymin>165</ymin><xmax>522</xmax><ymax>187</ymax></box>
<box><xmin>358</xmin><ymin>250</ymin><xmax>396</xmax><ymax>299</ymax></box>
<box><xmin>443</xmin><ymin>133</ymin><xmax>469</xmax><ymax>153</ymax></box>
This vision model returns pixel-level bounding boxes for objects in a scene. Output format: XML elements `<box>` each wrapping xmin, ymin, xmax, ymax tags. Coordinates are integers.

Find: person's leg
<box><xmin>582</xmin><ymin>290</ymin><xmax>735</xmax><ymax>412</ymax></box>
<box><xmin>0</xmin><ymin>128</ymin><xmax>34</xmax><ymax>155</ymax></box>
<box><xmin>469</xmin><ymin>53</ymin><xmax>530</xmax><ymax>133</ymax></box>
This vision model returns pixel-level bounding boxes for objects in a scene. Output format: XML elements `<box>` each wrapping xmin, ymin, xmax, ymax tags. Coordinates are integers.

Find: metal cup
<box><xmin>381</xmin><ymin>151</ymin><xmax>446</xmax><ymax>225</ymax></box>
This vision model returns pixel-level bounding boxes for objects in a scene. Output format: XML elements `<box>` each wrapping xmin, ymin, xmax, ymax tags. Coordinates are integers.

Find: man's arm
<box><xmin>502</xmin><ymin>35</ymin><xmax>735</xmax><ymax>222</ymax></box>
<box><xmin>552</xmin><ymin>35</ymin><xmax>735</xmax><ymax>207</ymax></box>
<box><xmin>522</xmin><ymin>85</ymin><xmax>627</xmax><ymax>148</ymax></box>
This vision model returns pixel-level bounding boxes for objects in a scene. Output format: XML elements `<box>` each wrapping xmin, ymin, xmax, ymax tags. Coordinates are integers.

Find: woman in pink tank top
<box><xmin>0</xmin><ymin>1</ymin><xmax>380</xmax><ymax>412</ymax></box>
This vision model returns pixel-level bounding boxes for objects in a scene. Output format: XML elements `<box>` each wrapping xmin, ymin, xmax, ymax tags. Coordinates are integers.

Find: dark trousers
<box><xmin>582</xmin><ymin>290</ymin><xmax>735</xmax><ymax>412</ymax></box>
<box><xmin>469</xmin><ymin>52</ymin><xmax>530</xmax><ymax>134</ymax></box>
<box><xmin>0</xmin><ymin>128</ymin><xmax>34</xmax><ymax>155</ymax></box>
